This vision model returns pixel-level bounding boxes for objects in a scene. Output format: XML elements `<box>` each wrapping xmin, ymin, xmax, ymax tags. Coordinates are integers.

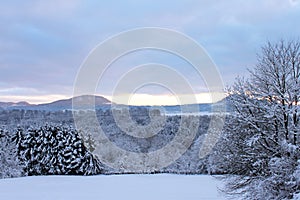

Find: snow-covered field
<box><xmin>0</xmin><ymin>174</ymin><xmax>225</xmax><ymax>200</ymax></box>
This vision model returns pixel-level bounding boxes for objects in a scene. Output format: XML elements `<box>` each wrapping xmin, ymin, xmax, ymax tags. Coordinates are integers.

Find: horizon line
<box><xmin>0</xmin><ymin>93</ymin><xmax>226</xmax><ymax>106</ymax></box>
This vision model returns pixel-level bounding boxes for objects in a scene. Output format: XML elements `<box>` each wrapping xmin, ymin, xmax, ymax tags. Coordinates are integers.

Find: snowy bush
<box><xmin>0</xmin><ymin>128</ymin><xmax>23</xmax><ymax>179</ymax></box>
<box><xmin>15</xmin><ymin>125</ymin><xmax>103</xmax><ymax>176</ymax></box>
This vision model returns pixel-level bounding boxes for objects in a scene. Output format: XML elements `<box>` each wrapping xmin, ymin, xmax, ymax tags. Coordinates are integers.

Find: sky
<box><xmin>1</xmin><ymin>0</ymin><xmax>300</xmax><ymax>105</ymax></box>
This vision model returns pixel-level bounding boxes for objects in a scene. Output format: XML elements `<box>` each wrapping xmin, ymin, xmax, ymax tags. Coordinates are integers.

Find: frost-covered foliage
<box><xmin>14</xmin><ymin>125</ymin><xmax>103</xmax><ymax>176</ymax></box>
<box><xmin>0</xmin><ymin>129</ymin><xmax>23</xmax><ymax>179</ymax></box>
<box><xmin>212</xmin><ymin>40</ymin><xmax>300</xmax><ymax>199</ymax></box>
<box><xmin>75</xmin><ymin>109</ymin><xmax>212</xmax><ymax>174</ymax></box>
<box><xmin>208</xmin><ymin>115</ymin><xmax>252</xmax><ymax>175</ymax></box>
<box><xmin>0</xmin><ymin>107</ymin><xmax>216</xmax><ymax>174</ymax></box>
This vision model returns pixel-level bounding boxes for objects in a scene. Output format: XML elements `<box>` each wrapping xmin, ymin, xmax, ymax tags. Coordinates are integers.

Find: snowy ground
<box><xmin>0</xmin><ymin>174</ymin><xmax>225</xmax><ymax>200</ymax></box>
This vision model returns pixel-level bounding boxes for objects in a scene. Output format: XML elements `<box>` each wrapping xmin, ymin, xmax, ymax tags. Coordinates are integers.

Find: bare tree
<box><xmin>213</xmin><ymin>40</ymin><xmax>300</xmax><ymax>199</ymax></box>
<box><xmin>250</xmin><ymin>40</ymin><xmax>300</xmax><ymax>145</ymax></box>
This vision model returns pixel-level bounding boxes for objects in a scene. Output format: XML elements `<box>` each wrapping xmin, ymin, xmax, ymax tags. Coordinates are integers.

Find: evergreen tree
<box><xmin>0</xmin><ymin>128</ymin><xmax>23</xmax><ymax>178</ymax></box>
<box><xmin>16</xmin><ymin>125</ymin><xmax>103</xmax><ymax>176</ymax></box>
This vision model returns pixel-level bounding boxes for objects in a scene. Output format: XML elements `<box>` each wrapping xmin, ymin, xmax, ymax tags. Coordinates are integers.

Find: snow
<box><xmin>0</xmin><ymin>174</ymin><xmax>225</xmax><ymax>200</ymax></box>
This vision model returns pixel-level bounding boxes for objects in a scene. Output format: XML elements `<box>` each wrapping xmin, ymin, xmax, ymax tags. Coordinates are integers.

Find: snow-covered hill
<box><xmin>0</xmin><ymin>174</ymin><xmax>225</xmax><ymax>200</ymax></box>
<box><xmin>0</xmin><ymin>95</ymin><xmax>112</xmax><ymax>110</ymax></box>
<box><xmin>0</xmin><ymin>101</ymin><xmax>31</xmax><ymax>108</ymax></box>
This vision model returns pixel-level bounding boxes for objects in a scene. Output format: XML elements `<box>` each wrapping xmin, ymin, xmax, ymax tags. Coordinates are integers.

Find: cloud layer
<box><xmin>0</xmin><ymin>0</ymin><xmax>300</xmax><ymax>104</ymax></box>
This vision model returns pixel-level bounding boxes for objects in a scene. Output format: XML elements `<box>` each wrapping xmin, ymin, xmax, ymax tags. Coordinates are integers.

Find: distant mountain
<box><xmin>37</xmin><ymin>95</ymin><xmax>111</xmax><ymax>109</ymax></box>
<box><xmin>0</xmin><ymin>101</ymin><xmax>32</xmax><ymax>108</ymax></box>
<box><xmin>0</xmin><ymin>95</ymin><xmax>229</xmax><ymax>114</ymax></box>
<box><xmin>0</xmin><ymin>95</ymin><xmax>112</xmax><ymax>110</ymax></box>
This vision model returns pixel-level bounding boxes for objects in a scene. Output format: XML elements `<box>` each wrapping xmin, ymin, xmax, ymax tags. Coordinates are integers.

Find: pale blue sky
<box><xmin>1</xmin><ymin>0</ymin><xmax>300</xmax><ymax>104</ymax></box>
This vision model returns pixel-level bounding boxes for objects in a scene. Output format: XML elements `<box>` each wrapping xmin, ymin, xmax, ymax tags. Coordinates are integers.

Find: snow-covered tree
<box><xmin>0</xmin><ymin>128</ymin><xmax>23</xmax><ymax>179</ymax></box>
<box><xmin>15</xmin><ymin>125</ymin><xmax>103</xmax><ymax>176</ymax></box>
<box><xmin>215</xmin><ymin>40</ymin><xmax>300</xmax><ymax>199</ymax></box>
